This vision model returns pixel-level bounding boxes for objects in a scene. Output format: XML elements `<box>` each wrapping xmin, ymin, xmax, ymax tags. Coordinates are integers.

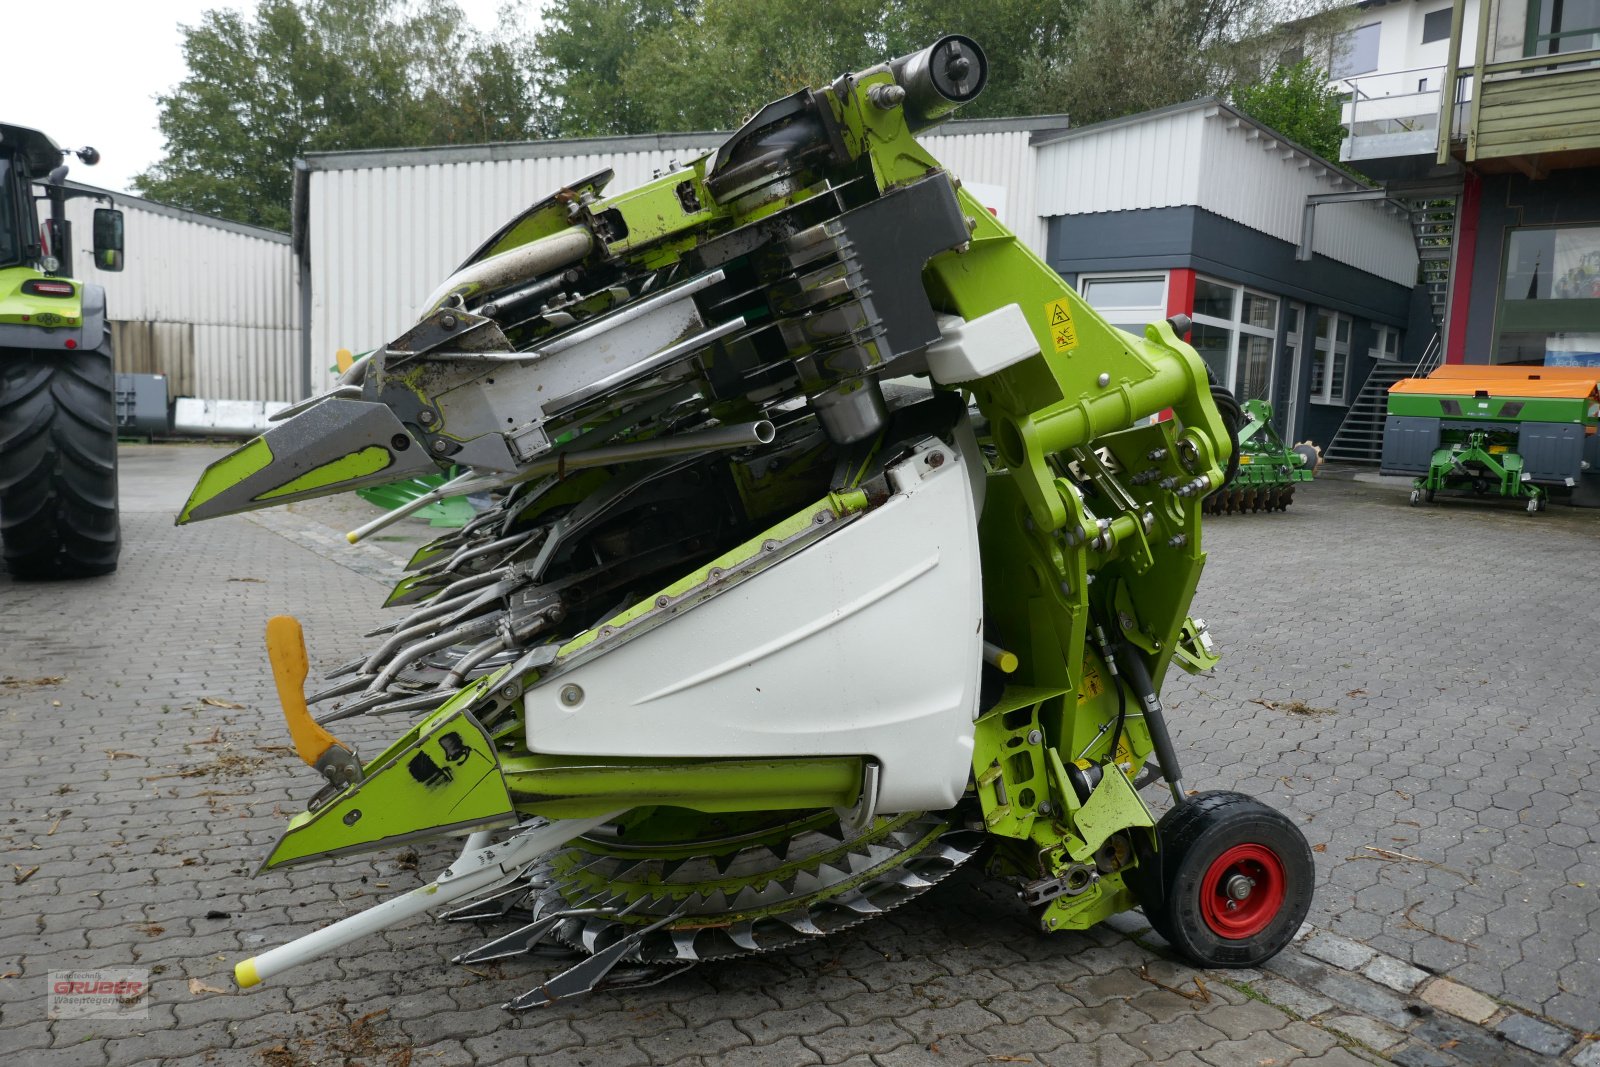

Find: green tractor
<box><xmin>0</xmin><ymin>123</ymin><xmax>125</xmax><ymax>578</ymax></box>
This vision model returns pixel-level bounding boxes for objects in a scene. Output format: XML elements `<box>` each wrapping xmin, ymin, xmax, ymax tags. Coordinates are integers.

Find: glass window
<box><xmin>1528</xmin><ymin>0</ymin><xmax>1600</xmax><ymax>56</ymax></box>
<box><xmin>1236</xmin><ymin>335</ymin><xmax>1275</xmax><ymax>404</ymax></box>
<box><xmin>0</xmin><ymin>159</ymin><xmax>19</xmax><ymax>268</ymax></box>
<box><xmin>1081</xmin><ymin>275</ymin><xmax>1165</xmax><ymax>308</ymax></box>
<box><xmin>1283</xmin><ymin>302</ymin><xmax>1307</xmax><ymax>443</ymax></box>
<box><xmin>1422</xmin><ymin>8</ymin><xmax>1452</xmax><ymax>44</ymax></box>
<box><xmin>1191</xmin><ymin>321</ymin><xmax>1232</xmax><ymax>385</ymax></box>
<box><xmin>1332</xmin><ymin>22</ymin><xmax>1381</xmax><ymax>78</ymax></box>
<box><xmin>1311</xmin><ymin>311</ymin><xmax>1352</xmax><ymax>404</ymax></box>
<box><xmin>1193</xmin><ymin>278</ymin><xmax>1235</xmax><ymax>321</ymax></box>
<box><xmin>1241</xmin><ymin>292</ymin><xmax>1278</xmax><ymax>330</ymax></box>
<box><xmin>1078</xmin><ymin>271</ymin><xmax>1168</xmax><ymax>334</ymax></box>
<box><xmin>1190</xmin><ymin>275</ymin><xmax>1280</xmax><ymax>400</ymax></box>
<box><xmin>1496</xmin><ymin>225</ymin><xmax>1600</xmax><ymax>365</ymax></box>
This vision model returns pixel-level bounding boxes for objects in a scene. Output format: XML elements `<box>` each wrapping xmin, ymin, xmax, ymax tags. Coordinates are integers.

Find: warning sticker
<box><xmin>1076</xmin><ymin>666</ymin><xmax>1104</xmax><ymax>705</ymax></box>
<box><xmin>1113</xmin><ymin>736</ymin><xmax>1136</xmax><ymax>768</ymax></box>
<box><xmin>1045</xmin><ymin>297</ymin><xmax>1079</xmax><ymax>353</ymax></box>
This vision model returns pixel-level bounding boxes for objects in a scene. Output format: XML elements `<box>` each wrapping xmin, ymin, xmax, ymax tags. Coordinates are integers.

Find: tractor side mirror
<box><xmin>93</xmin><ymin>208</ymin><xmax>124</xmax><ymax>272</ymax></box>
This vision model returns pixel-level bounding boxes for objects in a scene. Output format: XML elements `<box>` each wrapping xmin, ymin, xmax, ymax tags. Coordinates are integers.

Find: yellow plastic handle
<box><xmin>265</xmin><ymin>615</ymin><xmax>348</xmax><ymax>768</ymax></box>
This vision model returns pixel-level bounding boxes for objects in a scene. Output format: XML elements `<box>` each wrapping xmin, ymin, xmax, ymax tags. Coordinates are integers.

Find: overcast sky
<box><xmin>2</xmin><ymin>0</ymin><xmax>523</xmax><ymax>197</ymax></box>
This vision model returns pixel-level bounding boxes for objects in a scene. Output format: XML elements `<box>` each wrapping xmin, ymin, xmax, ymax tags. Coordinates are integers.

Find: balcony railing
<box><xmin>1339</xmin><ymin>67</ymin><xmax>1454</xmax><ymax>163</ymax></box>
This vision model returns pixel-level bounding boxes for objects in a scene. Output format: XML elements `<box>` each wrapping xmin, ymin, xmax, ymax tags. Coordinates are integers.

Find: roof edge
<box><xmin>300</xmin><ymin>114</ymin><xmax>1075</xmax><ymax>173</ymax></box>
<box><xmin>64</xmin><ymin>181</ymin><xmax>290</xmax><ymax>243</ymax></box>
<box><xmin>1032</xmin><ymin>96</ymin><xmax>1371</xmax><ymax>191</ymax></box>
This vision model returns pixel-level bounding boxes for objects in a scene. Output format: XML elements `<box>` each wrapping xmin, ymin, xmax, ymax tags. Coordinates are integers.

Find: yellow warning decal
<box><xmin>1076</xmin><ymin>666</ymin><xmax>1104</xmax><ymax>704</ymax></box>
<box><xmin>1045</xmin><ymin>297</ymin><xmax>1079</xmax><ymax>353</ymax></box>
<box><xmin>1114</xmin><ymin>735</ymin><xmax>1137</xmax><ymax>769</ymax></box>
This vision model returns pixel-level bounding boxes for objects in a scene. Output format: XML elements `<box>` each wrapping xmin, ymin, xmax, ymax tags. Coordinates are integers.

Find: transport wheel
<box><xmin>0</xmin><ymin>334</ymin><xmax>121</xmax><ymax>578</ymax></box>
<box><xmin>1140</xmin><ymin>791</ymin><xmax>1313</xmax><ymax>968</ymax></box>
<box><xmin>1526</xmin><ymin>498</ymin><xmax>1539</xmax><ymax>514</ymax></box>
<box><xmin>1409</xmin><ymin>490</ymin><xmax>1421</xmax><ymax>506</ymax></box>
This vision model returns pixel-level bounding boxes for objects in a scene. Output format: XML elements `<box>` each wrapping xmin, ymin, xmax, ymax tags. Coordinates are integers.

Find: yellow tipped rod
<box><xmin>234</xmin><ymin>811</ymin><xmax>624</xmax><ymax>989</ymax></box>
<box><xmin>982</xmin><ymin>641</ymin><xmax>1019</xmax><ymax>674</ymax></box>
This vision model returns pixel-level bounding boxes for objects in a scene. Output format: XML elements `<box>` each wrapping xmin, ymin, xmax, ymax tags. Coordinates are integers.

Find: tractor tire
<box><xmin>1136</xmin><ymin>791</ymin><xmax>1313</xmax><ymax>969</ymax></box>
<box><xmin>0</xmin><ymin>334</ymin><xmax>121</xmax><ymax>579</ymax></box>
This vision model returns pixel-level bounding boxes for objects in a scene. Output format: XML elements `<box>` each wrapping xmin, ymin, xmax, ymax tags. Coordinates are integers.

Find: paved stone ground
<box><xmin>1166</xmin><ymin>476</ymin><xmax>1600</xmax><ymax>1033</ymax></box>
<box><xmin>0</xmin><ymin>445</ymin><xmax>1595</xmax><ymax>1066</ymax></box>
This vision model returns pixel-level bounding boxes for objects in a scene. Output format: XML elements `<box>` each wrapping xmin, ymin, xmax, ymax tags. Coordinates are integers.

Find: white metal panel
<box><xmin>1034</xmin><ymin>109</ymin><xmax>1206</xmax><ymax>217</ymax></box>
<box><xmin>308</xmin><ymin>145</ymin><xmax>721</xmax><ymax>391</ymax></box>
<box><xmin>61</xmin><ymin>190</ymin><xmax>300</xmax><ymax>402</ymax></box>
<box><xmin>922</xmin><ymin>128</ymin><xmax>1046</xmax><ymax>253</ymax></box>
<box><xmin>1194</xmin><ymin>112</ymin><xmax>1418</xmax><ymax>287</ymax></box>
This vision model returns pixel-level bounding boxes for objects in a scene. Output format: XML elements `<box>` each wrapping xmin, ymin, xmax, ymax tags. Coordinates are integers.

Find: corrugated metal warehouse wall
<box><xmin>63</xmin><ymin>186</ymin><xmax>299</xmax><ymax>402</ymax></box>
<box><xmin>302</xmin><ymin>118</ymin><xmax>1067</xmax><ymax>394</ymax></box>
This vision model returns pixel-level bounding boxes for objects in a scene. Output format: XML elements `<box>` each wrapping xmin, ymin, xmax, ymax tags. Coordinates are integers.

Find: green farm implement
<box><xmin>1382</xmin><ymin>365</ymin><xmax>1600</xmax><ymax>513</ymax></box>
<box><xmin>1202</xmin><ymin>398</ymin><xmax>1314</xmax><ymax>515</ymax></box>
<box><xmin>178</xmin><ymin>38</ymin><xmax>1312</xmax><ymax>1007</ymax></box>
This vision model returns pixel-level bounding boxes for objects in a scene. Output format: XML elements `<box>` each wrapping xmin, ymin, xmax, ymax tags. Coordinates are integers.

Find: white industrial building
<box><xmin>62</xmin><ymin>185</ymin><xmax>300</xmax><ymax>403</ymax></box>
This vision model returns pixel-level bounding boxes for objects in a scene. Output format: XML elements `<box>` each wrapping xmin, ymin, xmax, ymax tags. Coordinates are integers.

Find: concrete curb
<box><xmin>1107</xmin><ymin>915</ymin><xmax>1592</xmax><ymax>1065</ymax></box>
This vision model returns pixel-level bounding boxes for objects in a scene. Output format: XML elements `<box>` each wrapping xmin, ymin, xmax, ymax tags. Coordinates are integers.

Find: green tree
<box><xmin>536</xmin><ymin>0</ymin><xmax>697</xmax><ymax>136</ymax></box>
<box><xmin>1018</xmin><ymin>0</ymin><xmax>1347</xmax><ymax>127</ymax></box>
<box><xmin>540</xmin><ymin>0</ymin><xmax>1078</xmax><ymax>136</ymax></box>
<box><xmin>135</xmin><ymin>0</ymin><xmax>546</xmax><ymax>230</ymax></box>
<box><xmin>1232</xmin><ymin>58</ymin><xmax>1346</xmax><ymax>162</ymax></box>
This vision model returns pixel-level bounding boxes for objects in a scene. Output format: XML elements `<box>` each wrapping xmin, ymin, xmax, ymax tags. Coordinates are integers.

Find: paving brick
<box><xmin>1418</xmin><ymin>979</ymin><xmax>1499</xmax><ymax>1025</ymax></box>
<box><xmin>1252</xmin><ymin>977</ymin><xmax>1336</xmax><ymax>1021</ymax></box>
<box><xmin>1361</xmin><ymin>955</ymin><xmax>1430</xmax><ymax>994</ymax></box>
<box><xmin>1119</xmin><ymin>1014</ymin><xmax>1226</xmax><ymax>1060</ymax></box>
<box><xmin>1322</xmin><ymin>1013</ymin><xmax>1406</xmax><ymax>1053</ymax></box>
<box><xmin>1492</xmin><ymin>1013</ymin><xmax>1573</xmax><ymax>1056</ymax></box>
<box><xmin>1301</xmin><ymin>934</ymin><xmax>1377</xmax><ymax>972</ymax></box>
<box><xmin>1572</xmin><ymin>1040</ymin><xmax>1600</xmax><ymax>1067</ymax></box>
<box><xmin>1192</xmin><ymin>1032</ymin><xmax>1305</xmax><ymax>1067</ymax></box>
<box><xmin>1388</xmin><ymin>1043</ymin><xmax>1456</xmax><ymax>1067</ymax></box>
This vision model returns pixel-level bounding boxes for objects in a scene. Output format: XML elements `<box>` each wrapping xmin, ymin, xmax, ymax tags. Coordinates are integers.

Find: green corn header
<box><xmin>175</xmin><ymin>38</ymin><xmax>1314</xmax><ymax>1008</ymax></box>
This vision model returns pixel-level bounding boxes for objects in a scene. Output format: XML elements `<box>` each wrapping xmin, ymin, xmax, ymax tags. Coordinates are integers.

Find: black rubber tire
<box><xmin>0</xmin><ymin>334</ymin><xmax>121</xmax><ymax>579</ymax></box>
<box><xmin>1141</xmin><ymin>791</ymin><xmax>1313</xmax><ymax>968</ymax></box>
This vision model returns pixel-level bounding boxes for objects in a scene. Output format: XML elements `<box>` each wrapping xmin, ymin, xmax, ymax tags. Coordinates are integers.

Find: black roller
<box><xmin>890</xmin><ymin>36</ymin><xmax>988</xmax><ymax>132</ymax></box>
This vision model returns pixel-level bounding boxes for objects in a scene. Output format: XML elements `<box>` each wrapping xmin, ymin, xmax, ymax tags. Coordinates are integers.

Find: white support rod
<box><xmin>234</xmin><ymin>813</ymin><xmax>623</xmax><ymax>988</ymax></box>
<box><xmin>345</xmin><ymin>471</ymin><xmax>505</xmax><ymax>544</ymax></box>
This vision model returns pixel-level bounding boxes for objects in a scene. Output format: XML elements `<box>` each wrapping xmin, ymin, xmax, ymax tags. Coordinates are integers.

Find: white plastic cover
<box><xmin>523</xmin><ymin>437</ymin><xmax>985</xmax><ymax>812</ymax></box>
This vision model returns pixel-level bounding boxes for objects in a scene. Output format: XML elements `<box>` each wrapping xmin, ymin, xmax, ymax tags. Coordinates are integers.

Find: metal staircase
<box><xmin>1324</xmin><ymin>336</ymin><xmax>1443</xmax><ymax>463</ymax></box>
<box><xmin>1408</xmin><ymin>197</ymin><xmax>1457</xmax><ymax>326</ymax></box>
<box><xmin>1322</xmin><ymin>189</ymin><xmax>1457</xmax><ymax>463</ymax></box>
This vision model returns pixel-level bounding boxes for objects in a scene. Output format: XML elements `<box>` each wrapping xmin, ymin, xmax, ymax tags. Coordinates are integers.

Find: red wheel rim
<box><xmin>1199</xmin><ymin>843</ymin><xmax>1286</xmax><ymax>939</ymax></box>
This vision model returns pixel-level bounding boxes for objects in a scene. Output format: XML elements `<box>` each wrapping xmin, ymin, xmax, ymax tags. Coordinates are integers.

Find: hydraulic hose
<box><xmin>1113</xmin><ymin>641</ymin><xmax>1187</xmax><ymax>807</ymax></box>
